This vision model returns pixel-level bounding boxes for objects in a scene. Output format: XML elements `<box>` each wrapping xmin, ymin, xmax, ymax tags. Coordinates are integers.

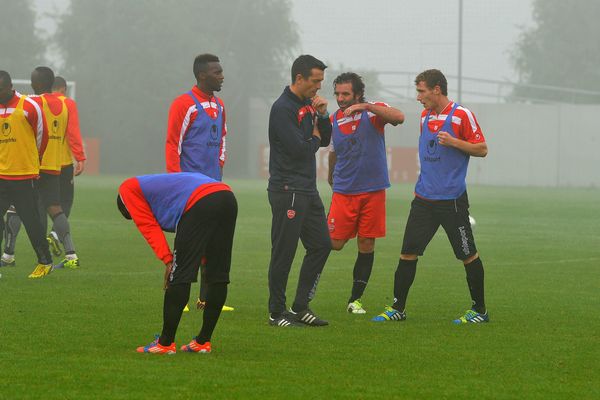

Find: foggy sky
<box><xmin>33</xmin><ymin>0</ymin><xmax>533</xmax><ymax>103</ymax></box>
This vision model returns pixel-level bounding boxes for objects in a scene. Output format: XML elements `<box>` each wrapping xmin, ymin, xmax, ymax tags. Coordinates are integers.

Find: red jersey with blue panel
<box><xmin>327</xmin><ymin>102</ymin><xmax>391</xmax><ymax>240</ymax></box>
<box><xmin>416</xmin><ymin>102</ymin><xmax>485</xmax><ymax>200</ymax></box>
<box><xmin>330</xmin><ymin>103</ymin><xmax>390</xmax><ymax>194</ymax></box>
<box><xmin>118</xmin><ymin>172</ymin><xmax>230</xmax><ymax>264</ymax></box>
<box><xmin>165</xmin><ymin>86</ymin><xmax>227</xmax><ymax>180</ymax></box>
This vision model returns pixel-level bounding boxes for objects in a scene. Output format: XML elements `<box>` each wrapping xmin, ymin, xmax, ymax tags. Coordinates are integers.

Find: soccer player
<box><xmin>166</xmin><ymin>53</ymin><xmax>227</xmax><ymax>179</ymax></box>
<box><xmin>267</xmin><ymin>55</ymin><xmax>332</xmax><ymax>327</ymax></box>
<box><xmin>26</xmin><ymin>66</ymin><xmax>81</xmax><ymax>271</ymax></box>
<box><xmin>0</xmin><ymin>70</ymin><xmax>53</xmax><ymax>277</ymax></box>
<box><xmin>327</xmin><ymin>72</ymin><xmax>405</xmax><ymax>314</ymax></box>
<box><xmin>165</xmin><ymin>53</ymin><xmax>232</xmax><ymax>310</ymax></box>
<box><xmin>117</xmin><ymin>172</ymin><xmax>237</xmax><ymax>354</ymax></box>
<box><xmin>3</xmin><ymin>76</ymin><xmax>86</xmax><ymax>261</ymax></box>
<box><xmin>372</xmin><ymin>69</ymin><xmax>489</xmax><ymax>324</ymax></box>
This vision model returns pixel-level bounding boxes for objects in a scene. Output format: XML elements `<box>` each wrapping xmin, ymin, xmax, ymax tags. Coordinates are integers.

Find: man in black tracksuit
<box><xmin>267</xmin><ymin>55</ymin><xmax>332</xmax><ymax>327</ymax></box>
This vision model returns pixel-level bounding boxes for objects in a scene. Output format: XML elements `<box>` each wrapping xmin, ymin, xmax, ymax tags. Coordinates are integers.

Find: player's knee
<box><xmin>357</xmin><ymin>237</ymin><xmax>375</xmax><ymax>253</ymax></box>
<box><xmin>400</xmin><ymin>254</ymin><xmax>418</xmax><ymax>261</ymax></box>
<box><xmin>462</xmin><ymin>253</ymin><xmax>479</xmax><ymax>265</ymax></box>
<box><xmin>331</xmin><ymin>239</ymin><xmax>347</xmax><ymax>251</ymax></box>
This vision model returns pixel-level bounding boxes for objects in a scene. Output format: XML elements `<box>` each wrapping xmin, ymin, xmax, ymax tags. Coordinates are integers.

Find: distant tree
<box><xmin>55</xmin><ymin>0</ymin><xmax>298</xmax><ymax>174</ymax></box>
<box><xmin>0</xmin><ymin>0</ymin><xmax>43</xmax><ymax>81</ymax></box>
<box><xmin>511</xmin><ymin>0</ymin><xmax>600</xmax><ymax>103</ymax></box>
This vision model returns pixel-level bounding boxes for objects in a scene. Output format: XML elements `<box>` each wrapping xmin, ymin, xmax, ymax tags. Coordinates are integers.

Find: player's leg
<box><xmin>1</xmin><ymin>206</ymin><xmax>20</xmax><ymax>266</ymax></box>
<box><xmin>438</xmin><ymin>192</ymin><xmax>488</xmax><ymax>322</ymax></box>
<box><xmin>348</xmin><ymin>190</ymin><xmax>387</xmax><ymax>313</ymax></box>
<box><xmin>38</xmin><ymin>173</ymin><xmax>79</xmax><ymax>268</ymax></box>
<box><xmin>373</xmin><ymin>196</ymin><xmax>438</xmax><ymax>321</ymax></box>
<box><xmin>290</xmin><ymin>193</ymin><xmax>331</xmax><ymax>326</ymax></box>
<box><xmin>49</xmin><ymin>165</ymin><xmax>75</xmax><ymax>256</ymax></box>
<box><xmin>194</xmin><ymin>191</ymin><xmax>237</xmax><ymax>348</ymax></box>
<box><xmin>0</xmin><ymin>184</ymin><xmax>11</xmax><ymax>265</ymax></box>
<box><xmin>267</xmin><ymin>191</ymin><xmax>306</xmax><ymax>325</ymax></box>
<box><xmin>328</xmin><ymin>192</ymin><xmax>358</xmax><ymax>251</ymax></box>
<box><xmin>10</xmin><ymin>180</ymin><xmax>53</xmax><ymax>277</ymax></box>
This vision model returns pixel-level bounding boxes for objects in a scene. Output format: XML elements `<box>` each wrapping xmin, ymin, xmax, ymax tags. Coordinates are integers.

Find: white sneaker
<box><xmin>347</xmin><ymin>299</ymin><xmax>367</xmax><ymax>314</ymax></box>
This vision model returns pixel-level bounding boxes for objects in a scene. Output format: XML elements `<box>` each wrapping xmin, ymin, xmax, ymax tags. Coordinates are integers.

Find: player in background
<box><xmin>2</xmin><ymin>76</ymin><xmax>86</xmax><ymax>262</ymax></box>
<box><xmin>29</xmin><ymin>66</ymin><xmax>80</xmax><ymax>270</ymax></box>
<box><xmin>372</xmin><ymin>69</ymin><xmax>489</xmax><ymax>324</ymax></box>
<box><xmin>327</xmin><ymin>72</ymin><xmax>404</xmax><ymax>314</ymax></box>
<box><xmin>117</xmin><ymin>172</ymin><xmax>237</xmax><ymax>354</ymax></box>
<box><xmin>166</xmin><ymin>53</ymin><xmax>231</xmax><ymax>311</ymax></box>
<box><xmin>0</xmin><ymin>70</ymin><xmax>54</xmax><ymax>277</ymax></box>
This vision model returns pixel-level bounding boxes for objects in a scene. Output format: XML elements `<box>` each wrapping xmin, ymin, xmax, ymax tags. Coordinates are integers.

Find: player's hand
<box><xmin>312</xmin><ymin>117</ymin><xmax>322</xmax><ymax>140</ymax></box>
<box><xmin>163</xmin><ymin>262</ymin><xmax>173</xmax><ymax>290</ymax></box>
<box><xmin>74</xmin><ymin>160</ymin><xmax>85</xmax><ymax>176</ymax></box>
<box><xmin>437</xmin><ymin>131</ymin><xmax>456</xmax><ymax>147</ymax></box>
<box><xmin>343</xmin><ymin>103</ymin><xmax>368</xmax><ymax>117</ymax></box>
<box><xmin>196</xmin><ymin>298</ymin><xmax>206</xmax><ymax>310</ymax></box>
<box><xmin>312</xmin><ymin>95</ymin><xmax>328</xmax><ymax>115</ymax></box>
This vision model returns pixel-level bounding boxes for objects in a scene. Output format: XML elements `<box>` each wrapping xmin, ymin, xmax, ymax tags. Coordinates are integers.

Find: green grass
<box><xmin>1</xmin><ymin>177</ymin><xmax>599</xmax><ymax>399</ymax></box>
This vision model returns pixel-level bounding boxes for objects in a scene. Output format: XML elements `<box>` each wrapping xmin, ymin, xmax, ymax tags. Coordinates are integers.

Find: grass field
<box><xmin>1</xmin><ymin>176</ymin><xmax>599</xmax><ymax>399</ymax></box>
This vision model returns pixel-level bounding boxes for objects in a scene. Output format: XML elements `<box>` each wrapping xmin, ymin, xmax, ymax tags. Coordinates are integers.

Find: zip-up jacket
<box><xmin>267</xmin><ymin>86</ymin><xmax>331</xmax><ymax>194</ymax></box>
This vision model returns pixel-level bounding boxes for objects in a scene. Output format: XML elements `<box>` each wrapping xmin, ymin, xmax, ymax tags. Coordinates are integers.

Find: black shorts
<box><xmin>401</xmin><ymin>191</ymin><xmax>477</xmax><ymax>260</ymax></box>
<box><xmin>168</xmin><ymin>190</ymin><xmax>237</xmax><ymax>286</ymax></box>
<box><xmin>35</xmin><ymin>172</ymin><xmax>61</xmax><ymax>208</ymax></box>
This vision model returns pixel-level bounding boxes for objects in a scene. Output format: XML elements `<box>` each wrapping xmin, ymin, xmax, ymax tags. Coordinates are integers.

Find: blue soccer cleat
<box><xmin>453</xmin><ymin>309</ymin><xmax>489</xmax><ymax>324</ymax></box>
<box><xmin>371</xmin><ymin>306</ymin><xmax>406</xmax><ymax>322</ymax></box>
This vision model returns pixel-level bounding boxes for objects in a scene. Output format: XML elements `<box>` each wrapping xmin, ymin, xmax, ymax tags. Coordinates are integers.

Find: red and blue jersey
<box><xmin>415</xmin><ymin>102</ymin><xmax>484</xmax><ymax>199</ymax></box>
<box><xmin>165</xmin><ymin>86</ymin><xmax>227</xmax><ymax>177</ymax></box>
<box><xmin>118</xmin><ymin>172</ymin><xmax>230</xmax><ymax>264</ymax></box>
<box><xmin>331</xmin><ymin>107</ymin><xmax>390</xmax><ymax>194</ymax></box>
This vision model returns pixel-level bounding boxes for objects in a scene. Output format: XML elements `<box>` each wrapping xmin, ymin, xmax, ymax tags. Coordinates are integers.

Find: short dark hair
<box><xmin>52</xmin><ymin>76</ymin><xmax>67</xmax><ymax>91</ymax></box>
<box><xmin>415</xmin><ymin>69</ymin><xmax>447</xmax><ymax>96</ymax></box>
<box><xmin>116</xmin><ymin>195</ymin><xmax>131</xmax><ymax>220</ymax></box>
<box><xmin>333</xmin><ymin>72</ymin><xmax>366</xmax><ymax>103</ymax></box>
<box><xmin>33</xmin><ymin>66</ymin><xmax>55</xmax><ymax>92</ymax></box>
<box><xmin>291</xmin><ymin>54</ymin><xmax>327</xmax><ymax>84</ymax></box>
<box><xmin>0</xmin><ymin>70</ymin><xmax>12</xmax><ymax>87</ymax></box>
<box><xmin>193</xmin><ymin>54</ymin><xmax>220</xmax><ymax>78</ymax></box>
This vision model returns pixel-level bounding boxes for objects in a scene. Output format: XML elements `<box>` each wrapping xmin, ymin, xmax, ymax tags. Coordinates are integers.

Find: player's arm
<box><xmin>438</xmin><ymin>108</ymin><xmax>487</xmax><ymax>157</ymax></box>
<box><xmin>344</xmin><ymin>102</ymin><xmax>405</xmax><ymax>126</ymax></box>
<box><xmin>165</xmin><ymin>98</ymin><xmax>186</xmax><ymax>173</ymax></box>
<box><xmin>219</xmin><ymin>100</ymin><xmax>227</xmax><ymax>169</ymax></box>
<box><xmin>119</xmin><ymin>179</ymin><xmax>174</xmax><ymax>265</ymax></box>
<box><xmin>437</xmin><ymin>132</ymin><xmax>488</xmax><ymax>157</ymax></box>
<box><xmin>25</xmin><ymin>96</ymin><xmax>48</xmax><ymax>160</ymax></box>
<box><xmin>313</xmin><ymin>95</ymin><xmax>332</xmax><ymax>146</ymax></box>
<box><xmin>328</xmin><ymin>151</ymin><xmax>336</xmax><ymax>187</ymax></box>
<box><xmin>65</xmin><ymin>98</ymin><xmax>86</xmax><ymax>175</ymax></box>
<box><xmin>270</xmin><ymin>105</ymin><xmax>321</xmax><ymax>158</ymax></box>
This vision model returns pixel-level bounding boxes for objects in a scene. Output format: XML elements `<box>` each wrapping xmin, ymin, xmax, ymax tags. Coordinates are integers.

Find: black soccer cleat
<box><xmin>289</xmin><ymin>308</ymin><xmax>329</xmax><ymax>327</ymax></box>
<box><xmin>269</xmin><ymin>314</ymin><xmax>304</xmax><ymax>327</ymax></box>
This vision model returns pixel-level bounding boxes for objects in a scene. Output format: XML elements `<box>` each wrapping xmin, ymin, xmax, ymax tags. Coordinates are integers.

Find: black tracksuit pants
<box><xmin>268</xmin><ymin>190</ymin><xmax>331</xmax><ymax>314</ymax></box>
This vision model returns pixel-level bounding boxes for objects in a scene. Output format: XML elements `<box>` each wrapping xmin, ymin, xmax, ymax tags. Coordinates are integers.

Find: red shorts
<box><xmin>327</xmin><ymin>190</ymin><xmax>386</xmax><ymax>240</ymax></box>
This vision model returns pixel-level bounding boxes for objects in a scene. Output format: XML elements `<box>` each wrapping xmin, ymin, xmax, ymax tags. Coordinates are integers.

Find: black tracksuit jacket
<box><xmin>267</xmin><ymin>86</ymin><xmax>332</xmax><ymax>194</ymax></box>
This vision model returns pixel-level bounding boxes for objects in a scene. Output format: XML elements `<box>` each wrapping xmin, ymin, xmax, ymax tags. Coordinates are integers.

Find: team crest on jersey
<box><xmin>210</xmin><ymin>124</ymin><xmax>218</xmax><ymax>140</ymax></box>
<box><xmin>287</xmin><ymin>209</ymin><xmax>296</xmax><ymax>219</ymax></box>
<box><xmin>427</xmin><ymin>138</ymin><xmax>438</xmax><ymax>155</ymax></box>
<box><xmin>1</xmin><ymin>122</ymin><xmax>10</xmax><ymax>136</ymax></box>
<box><xmin>52</xmin><ymin>120</ymin><xmax>60</xmax><ymax>133</ymax></box>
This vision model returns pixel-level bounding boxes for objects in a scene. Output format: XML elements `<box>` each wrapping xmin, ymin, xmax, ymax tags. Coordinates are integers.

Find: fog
<box><xmin>7</xmin><ymin>0</ymin><xmax>600</xmax><ymax>187</ymax></box>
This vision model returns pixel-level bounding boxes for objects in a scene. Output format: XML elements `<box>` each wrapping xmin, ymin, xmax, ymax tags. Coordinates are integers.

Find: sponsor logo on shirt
<box><xmin>2</xmin><ymin>122</ymin><xmax>11</xmax><ymax>136</ymax></box>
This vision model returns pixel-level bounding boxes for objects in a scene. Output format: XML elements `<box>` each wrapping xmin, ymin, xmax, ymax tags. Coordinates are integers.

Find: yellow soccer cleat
<box><xmin>28</xmin><ymin>263</ymin><xmax>53</xmax><ymax>279</ymax></box>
